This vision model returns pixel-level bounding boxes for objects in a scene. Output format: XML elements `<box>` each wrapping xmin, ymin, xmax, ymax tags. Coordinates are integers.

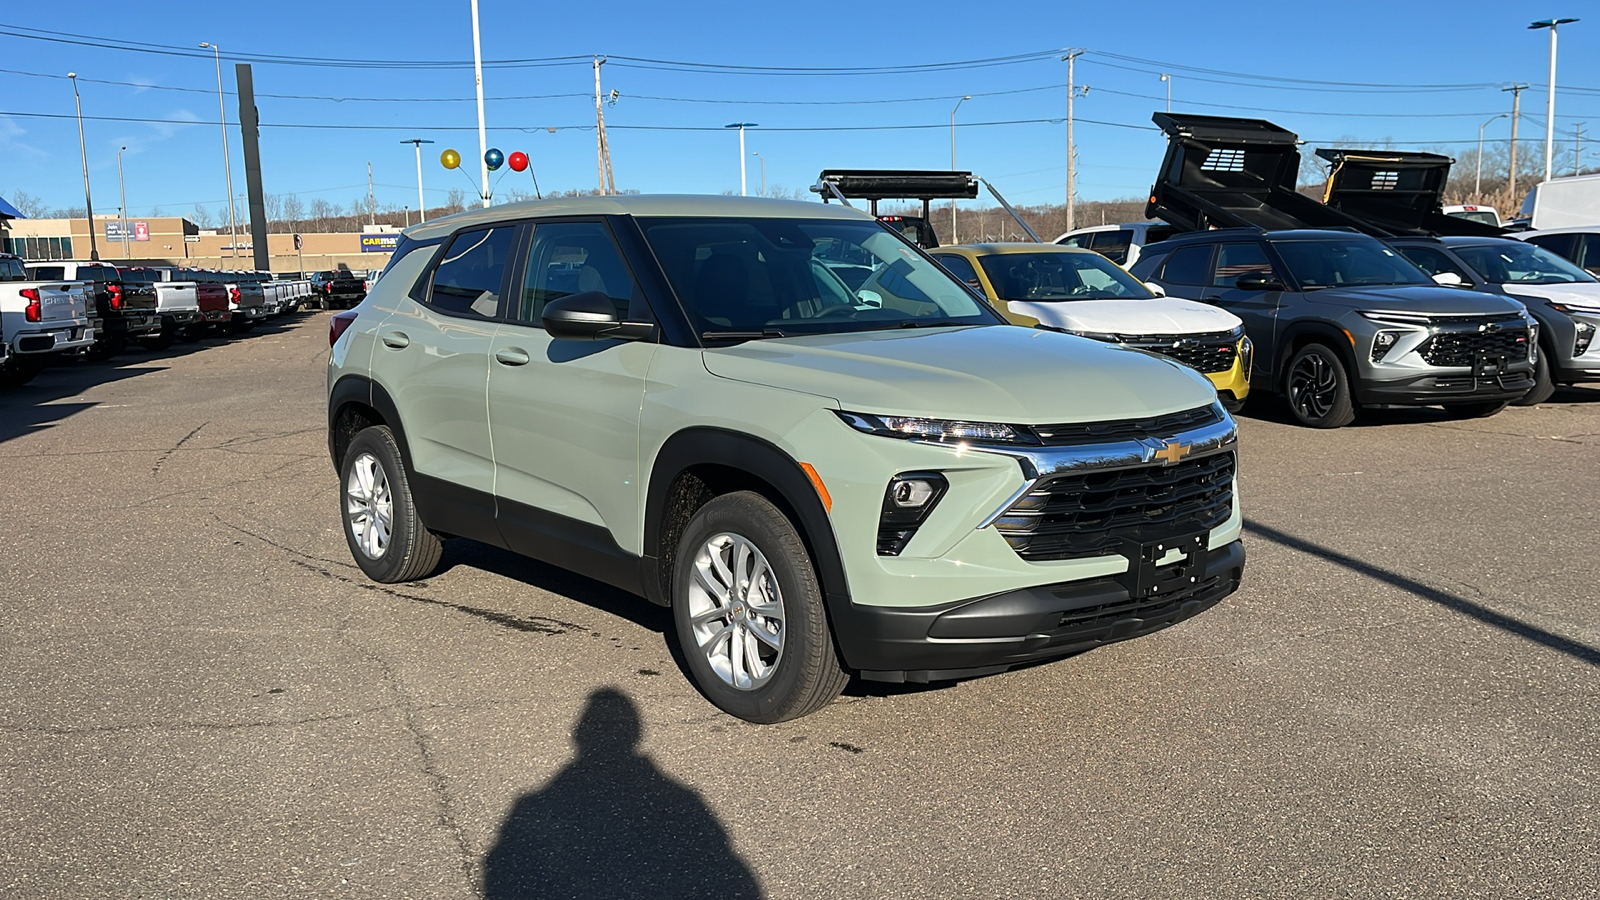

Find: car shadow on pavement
<box><xmin>0</xmin><ymin>361</ymin><xmax>158</xmax><ymax>445</ymax></box>
<box><xmin>1244</xmin><ymin>518</ymin><xmax>1600</xmax><ymax>668</ymax></box>
<box><xmin>481</xmin><ymin>687</ymin><xmax>765</xmax><ymax>900</ymax></box>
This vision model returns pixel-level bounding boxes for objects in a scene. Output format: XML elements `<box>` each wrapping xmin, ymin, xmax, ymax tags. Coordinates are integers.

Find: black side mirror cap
<box><xmin>542</xmin><ymin>290</ymin><xmax>657</xmax><ymax>342</ymax></box>
<box><xmin>1235</xmin><ymin>272</ymin><xmax>1287</xmax><ymax>291</ymax></box>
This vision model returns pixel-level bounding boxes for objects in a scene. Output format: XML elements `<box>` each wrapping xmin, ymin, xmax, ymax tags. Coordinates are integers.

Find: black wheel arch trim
<box><xmin>328</xmin><ymin>374</ymin><xmax>414</xmax><ymax>477</ymax></box>
<box><xmin>1276</xmin><ymin>322</ymin><xmax>1359</xmax><ymax>393</ymax></box>
<box><xmin>644</xmin><ymin>427</ymin><xmax>850</xmax><ymax>610</ymax></box>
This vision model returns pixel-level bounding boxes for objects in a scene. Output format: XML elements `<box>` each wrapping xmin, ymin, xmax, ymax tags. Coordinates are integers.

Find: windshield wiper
<box><xmin>896</xmin><ymin>319</ymin><xmax>969</xmax><ymax>329</ymax></box>
<box><xmin>701</xmin><ymin>329</ymin><xmax>788</xmax><ymax>342</ymax></box>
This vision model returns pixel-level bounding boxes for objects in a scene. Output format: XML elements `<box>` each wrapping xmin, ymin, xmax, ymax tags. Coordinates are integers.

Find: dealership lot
<box><xmin>2</xmin><ymin>315</ymin><xmax>1597</xmax><ymax>898</ymax></box>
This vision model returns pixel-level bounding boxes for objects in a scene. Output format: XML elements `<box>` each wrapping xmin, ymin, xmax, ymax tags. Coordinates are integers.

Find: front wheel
<box><xmin>672</xmin><ymin>492</ymin><xmax>847</xmax><ymax>724</ymax></box>
<box><xmin>340</xmin><ymin>426</ymin><xmax>442</xmax><ymax>583</ymax></box>
<box><xmin>1513</xmin><ymin>350</ymin><xmax>1555</xmax><ymax>406</ymax></box>
<box><xmin>1284</xmin><ymin>343</ymin><xmax>1356</xmax><ymax>428</ymax></box>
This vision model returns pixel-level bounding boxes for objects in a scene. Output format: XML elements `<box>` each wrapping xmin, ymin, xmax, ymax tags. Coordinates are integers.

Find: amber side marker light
<box><xmin>799</xmin><ymin>463</ymin><xmax>832</xmax><ymax>513</ymax></box>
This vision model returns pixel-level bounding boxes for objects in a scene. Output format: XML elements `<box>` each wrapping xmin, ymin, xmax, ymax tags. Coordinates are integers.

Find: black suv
<box><xmin>1131</xmin><ymin>229</ymin><xmax>1537</xmax><ymax>426</ymax></box>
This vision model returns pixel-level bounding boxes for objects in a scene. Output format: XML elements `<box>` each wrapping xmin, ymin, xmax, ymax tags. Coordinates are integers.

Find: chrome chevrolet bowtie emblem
<box><xmin>1153</xmin><ymin>440</ymin><xmax>1191</xmax><ymax>465</ymax></box>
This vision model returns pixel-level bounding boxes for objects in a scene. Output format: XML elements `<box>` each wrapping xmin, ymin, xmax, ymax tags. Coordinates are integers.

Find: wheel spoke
<box><xmin>693</xmin><ymin>563</ymin><xmax>729</xmax><ymax>604</ymax></box>
<box><xmin>728</xmin><ymin>627</ymin><xmax>747</xmax><ymax>686</ymax></box>
<box><xmin>747</xmin><ymin>620</ymin><xmax>782</xmax><ymax>650</ymax></box>
<box><xmin>699</xmin><ymin>622</ymin><xmax>733</xmax><ymax>655</ymax></box>
<box><xmin>743</xmin><ymin>554</ymin><xmax>769</xmax><ymax>603</ymax></box>
<box><xmin>742</xmin><ymin>627</ymin><xmax>766</xmax><ymax>677</ymax></box>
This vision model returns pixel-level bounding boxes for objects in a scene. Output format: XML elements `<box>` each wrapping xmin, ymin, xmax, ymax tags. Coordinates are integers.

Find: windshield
<box><xmin>1448</xmin><ymin>210</ymin><xmax>1500</xmax><ymax>227</ymax></box>
<box><xmin>976</xmin><ymin>251</ymin><xmax>1153</xmax><ymax>301</ymax></box>
<box><xmin>637</xmin><ymin>217</ymin><xmax>998</xmax><ymax>337</ymax></box>
<box><xmin>1452</xmin><ymin>242</ymin><xmax>1597</xmax><ymax>285</ymax></box>
<box><xmin>1271</xmin><ymin>238</ymin><xmax>1432</xmax><ymax>290</ymax></box>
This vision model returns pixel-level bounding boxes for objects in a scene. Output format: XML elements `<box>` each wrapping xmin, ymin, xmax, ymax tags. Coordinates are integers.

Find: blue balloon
<box><xmin>484</xmin><ymin>148</ymin><xmax>505</xmax><ymax>171</ymax></box>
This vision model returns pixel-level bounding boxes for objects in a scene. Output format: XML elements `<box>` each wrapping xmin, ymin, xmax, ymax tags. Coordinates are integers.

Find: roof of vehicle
<box><xmin>1512</xmin><ymin>226</ymin><xmax>1600</xmax><ymax>236</ymax></box>
<box><xmin>940</xmin><ymin>243</ymin><xmax>1105</xmax><ymax>257</ymax></box>
<box><xmin>405</xmin><ymin>194</ymin><xmax>872</xmax><ymax>243</ymax></box>
<box><xmin>1146</xmin><ymin>228</ymin><xmax>1376</xmax><ymax>248</ymax></box>
<box><xmin>1058</xmin><ymin>222</ymin><xmax>1172</xmax><ymax>236</ymax></box>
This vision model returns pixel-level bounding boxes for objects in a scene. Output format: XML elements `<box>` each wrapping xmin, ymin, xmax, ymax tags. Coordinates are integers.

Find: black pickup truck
<box><xmin>310</xmin><ymin>270</ymin><xmax>367</xmax><ymax>310</ymax></box>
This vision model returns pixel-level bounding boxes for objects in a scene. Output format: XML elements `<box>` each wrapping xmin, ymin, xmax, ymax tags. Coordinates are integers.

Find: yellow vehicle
<box><xmin>929</xmin><ymin>243</ymin><xmax>1252</xmax><ymax>408</ymax></box>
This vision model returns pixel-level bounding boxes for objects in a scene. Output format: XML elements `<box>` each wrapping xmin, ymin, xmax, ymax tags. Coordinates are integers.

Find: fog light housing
<box><xmin>878</xmin><ymin>472</ymin><xmax>948</xmax><ymax>556</ymax></box>
<box><xmin>1575</xmin><ymin>321</ymin><xmax>1596</xmax><ymax>356</ymax></box>
<box><xmin>1237</xmin><ymin>335</ymin><xmax>1254</xmax><ymax>378</ymax></box>
<box><xmin>1372</xmin><ymin>330</ymin><xmax>1404</xmax><ymax>362</ymax></box>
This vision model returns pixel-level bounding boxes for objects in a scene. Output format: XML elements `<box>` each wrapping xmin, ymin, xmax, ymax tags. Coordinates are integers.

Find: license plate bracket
<box><xmin>1115</xmin><ymin>532</ymin><xmax>1209</xmax><ymax>600</ymax></box>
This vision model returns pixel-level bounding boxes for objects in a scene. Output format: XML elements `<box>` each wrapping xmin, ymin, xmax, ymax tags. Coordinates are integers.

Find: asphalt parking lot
<box><xmin>3</xmin><ymin>314</ymin><xmax>1597</xmax><ymax>899</ymax></box>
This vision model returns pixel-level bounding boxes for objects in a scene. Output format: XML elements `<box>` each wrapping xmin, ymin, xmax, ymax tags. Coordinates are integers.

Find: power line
<box><xmin>1083</xmin><ymin>58</ymin><xmax>1493</xmax><ymax>94</ymax></box>
<box><xmin>1088</xmin><ymin>50</ymin><xmax>1500</xmax><ymax>91</ymax></box>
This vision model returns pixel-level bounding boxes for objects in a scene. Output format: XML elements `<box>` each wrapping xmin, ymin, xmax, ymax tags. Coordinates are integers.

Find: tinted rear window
<box><xmin>1162</xmin><ymin>244</ymin><xmax>1214</xmax><ymax>285</ymax></box>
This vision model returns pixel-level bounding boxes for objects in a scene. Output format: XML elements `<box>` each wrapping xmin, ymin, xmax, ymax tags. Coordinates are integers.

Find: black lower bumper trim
<box><xmin>1356</xmin><ymin>370</ymin><xmax>1535</xmax><ymax>406</ymax></box>
<box><xmin>834</xmin><ymin>539</ymin><xmax>1245</xmax><ymax>683</ymax></box>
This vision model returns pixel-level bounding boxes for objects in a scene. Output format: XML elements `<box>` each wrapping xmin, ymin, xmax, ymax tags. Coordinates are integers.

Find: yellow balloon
<box><xmin>440</xmin><ymin>148</ymin><xmax>461</xmax><ymax>170</ymax></box>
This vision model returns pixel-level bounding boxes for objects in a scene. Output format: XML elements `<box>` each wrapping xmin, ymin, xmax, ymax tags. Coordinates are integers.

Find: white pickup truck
<box><xmin>0</xmin><ymin>253</ymin><xmax>94</xmax><ymax>387</ymax></box>
<box><xmin>133</xmin><ymin>266</ymin><xmax>201</xmax><ymax>349</ymax></box>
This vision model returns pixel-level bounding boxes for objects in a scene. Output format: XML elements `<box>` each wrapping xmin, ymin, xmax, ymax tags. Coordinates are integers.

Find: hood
<box><xmin>1501</xmin><ymin>281</ymin><xmax>1600</xmax><ymax>309</ymax></box>
<box><xmin>1006</xmin><ymin>297</ymin><xmax>1242</xmax><ymax>336</ymax></box>
<box><xmin>702</xmin><ymin>325</ymin><xmax>1218</xmax><ymax>423</ymax></box>
<box><xmin>1305</xmin><ymin>284</ymin><xmax>1527</xmax><ymax>315</ymax></box>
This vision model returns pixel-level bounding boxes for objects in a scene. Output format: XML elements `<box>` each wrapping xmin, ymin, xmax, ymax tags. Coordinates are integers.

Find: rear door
<box><xmin>486</xmin><ymin>218</ymin><xmax>657</xmax><ymax>565</ymax></box>
<box><xmin>376</xmin><ymin>224</ymin><xmax>514</xmax><ymax>531</ymax></box>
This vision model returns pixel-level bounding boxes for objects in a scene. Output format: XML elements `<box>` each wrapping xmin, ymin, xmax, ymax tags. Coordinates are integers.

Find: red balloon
<box><xmin>508</xmin><ymin>151</ymin><xmax>529</xmax><ymax>173</ymax></box>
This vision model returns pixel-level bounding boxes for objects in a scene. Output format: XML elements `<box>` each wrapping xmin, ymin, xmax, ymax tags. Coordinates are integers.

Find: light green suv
<box><xmin>327</xmin><ymin>196</ymin><xmax>1245</xmax><ymax>723</ymax></box>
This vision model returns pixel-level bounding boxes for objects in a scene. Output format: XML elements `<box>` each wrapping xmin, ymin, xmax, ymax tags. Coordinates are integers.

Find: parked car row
<box><xmin>0</xmin><ymin>253</ymin><xmax>320</xmax><ymax>387</ymax></box>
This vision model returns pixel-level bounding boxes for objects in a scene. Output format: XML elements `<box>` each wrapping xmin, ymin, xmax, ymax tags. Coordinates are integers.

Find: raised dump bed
<box><xmin>1144</xmin><ymin>113</ymin><xmax>1383</xmax><ymax>235</ymax></box>
<box><xmin>1315</xmin><ymin>148</ymin><xmax>1505</xmax><ymax>237</ymax></box>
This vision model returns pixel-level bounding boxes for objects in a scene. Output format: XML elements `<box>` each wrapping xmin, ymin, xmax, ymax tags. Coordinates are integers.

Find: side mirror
<box><xmin>1143</xmin><ymin>281</ymin><xmax>1167</xmax><ymax>297</ymax></box>
<box><xmin>1235</xmin><ymin>272</ymin><xmax>1286</xmax><ymax>291</ymax></box>
<box><xmin>1431</xmin><ymin>272</ymin><xmax>1465</xmax><ymax>287</ymax></box>
<box><xmin>542</xmin><ymin>291</ymin><xmax>655</xmax><ymax>341</ymax></box>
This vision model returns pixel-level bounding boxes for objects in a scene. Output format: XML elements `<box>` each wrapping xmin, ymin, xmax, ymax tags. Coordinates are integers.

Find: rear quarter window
<box><xmin>1161</xmin><ymin>244</ymin><xmax>1215</xmax><ymax>286</ymax></box>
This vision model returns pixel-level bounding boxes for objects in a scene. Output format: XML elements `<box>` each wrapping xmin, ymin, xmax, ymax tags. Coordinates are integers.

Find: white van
<box><xmin>1519</xmin><ymin>174</ymin><xmax>1600</xmax><ymax>230</ymax></box>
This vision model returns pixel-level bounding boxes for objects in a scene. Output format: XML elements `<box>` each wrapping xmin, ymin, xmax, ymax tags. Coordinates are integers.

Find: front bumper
<box><xmin>835</xmin><ymin>539</ymin><xmax>1244</xmax><ymax>682</ymax></box>
<box><xmin>1356</xmin><ymin>370</ymin><xmax>1535</xmax><ymax>405</ymax></box>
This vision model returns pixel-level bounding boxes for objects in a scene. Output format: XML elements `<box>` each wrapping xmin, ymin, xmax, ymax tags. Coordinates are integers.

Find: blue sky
<box><xmin>2</xmin><ymin>1</ymin><xmax>1595</xmax><ymax>219</ymax></box>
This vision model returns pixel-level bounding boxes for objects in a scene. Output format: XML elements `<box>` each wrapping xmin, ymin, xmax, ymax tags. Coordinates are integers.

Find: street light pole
<box><xmin>401</xmin><ymin>139</ymin><xmax>434</xmax><ymax>223</ymax></box>
<box><xmin>117</xmin><ymin>145</ymin><xmax>129</xmax><ymax>260</ymax></box>
<box><xmin>726</xmin><ymin>124</ymin><xmax>757</xmax><ymax>195</ymax></box>
<box><xmin>199</xmin><ymin>43</ymin><xmax>238</xmax><ymax>259</ymax></box>
<box><xmin>1530</xmin><ymin>18</ymin><xmax>1579</xmax><ymax>184</ymax></box>
<box><xmin>950</xmin><ymin>95</ymin><xmax>971</xmax><ymax>244</ymax></box>
<box><xmin>752</xmin><ymin>151</ymin><xmax>766</xmax><ymax>197</ymax></box>
<box><xmin>1159</xmin><ymin>73</ymin><xmax>1171</xmax><ymax>112</ymax></box>
<box><xmin>469</xmin><ymin>0</ymin><xmax>490</xmax><ymax>208</ymax></box>
<box><xmin>1062</xmin><ymin>49</ymin><xmax>1086</xmax><ymax>234</ymax></box>
<box><xmin>1476</xmin><ymin>113</ymin><xmax>1508</xmax><ymax>199</ymax></box>
<box><xmin>67</xmin><ymin>73</ymin><xmax>100</xmax><ymax>261</ymax></box>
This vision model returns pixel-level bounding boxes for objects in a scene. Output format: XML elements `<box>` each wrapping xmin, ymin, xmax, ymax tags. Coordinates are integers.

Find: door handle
<box><xmin>381</xmin><ymin>331</ymin><xmax>410</xmax><ymax>349</ymax></box>
<box><xmin>494</xmin><ymin>347</ymin><xmax>531</xmax><ymax>367</ymax></box>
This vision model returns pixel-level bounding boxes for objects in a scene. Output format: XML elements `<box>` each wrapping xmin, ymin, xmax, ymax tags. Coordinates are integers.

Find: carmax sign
<box><xmin>360</xmin><ymin>234</ymin><xmax>400</xmax><ymax>253</ymax></box>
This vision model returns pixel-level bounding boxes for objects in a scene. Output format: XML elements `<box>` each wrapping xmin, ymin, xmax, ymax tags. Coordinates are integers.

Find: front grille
<box><xmin>1029</xmin><ymin>403</ymin><xmax>1222</xmax><ymax>446</ymax></box>
<box><xmin>1126</xmin><ymin>331</ymin><xmax>1239</xmax><ymax>374</ymax></box>
<box><xmin>994</xmin><ymin>451</ymin><xmax>1235</xmax><ymax>561</ymax></box>
<box><xmin>1051</xmin><ymin>571</ymin><xmax>1229</xmax><ymax>632</ymax></box>
<box><xmin>1419</xmin><ymin>322</ymin><xmax>1530</xmax><ymax>368</ymax></box>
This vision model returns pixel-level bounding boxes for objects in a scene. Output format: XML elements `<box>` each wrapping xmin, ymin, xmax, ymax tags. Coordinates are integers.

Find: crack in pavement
<box><xmin>0</xmin><ymin>704</ymin><xmax>399</xmax><ymax>737</ymax></box>
<box><xmin>151</xmin><ymin>422</ymin><xmax>208</xmax><ymax>476</ymax></box>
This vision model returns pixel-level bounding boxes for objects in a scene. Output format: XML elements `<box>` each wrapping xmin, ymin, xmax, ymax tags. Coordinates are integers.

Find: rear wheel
<box><xmin>1513</xmin><ymin>350</ymin><xmax>1555</xmax><ymax>406</ymax></box>
<box><xmin>340</xmin><ymin>426</ymin><xmax>442</xmax><ymax>583</ymax></box>
<box><xmin>1443</xmin><ymin>400</ymin><xmax>1509</xmax><ymax>419</ymax></box>
<box><xmin>672</xmin><ymin>492</ymin><xmax>847</xmax><ymax>724</ymax></box>
<box><xmin>0</xmin><ymin>356</ymin><xmax>39</xmax><ymax>388</ymax></box>
<box><xmin>1284</xmin><ymin>343</ymin><xmax>1356</xmax><ymax>428</ymax></box>
<box><xmin>141</xmin><ymin>318</ymin><xmax>177</xmax><ymax>350</ymax></box>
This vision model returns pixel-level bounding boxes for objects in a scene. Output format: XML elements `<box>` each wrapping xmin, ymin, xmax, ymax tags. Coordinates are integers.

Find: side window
<box><xmin>1161</xmin><ymin>244</ymin><xmax>1214</xmax><ymax>286</ymax></box>
<box><xmin>1058</xmin><ymin>234</ymin><xmax>1092</xmax><ymax>249</ymax></box>
<box><xmin>1576</xmin><ymin>235</ymin><xmax>1600</xmax><ymax>276</ymax></box>
<box><xmin>427</xmin><ymin>226</ymin><xmax>514</xmax><ymax>319</ymax></box>
<box><xmin>1</xmin><ymin>259</ymin><xmax>24</xmax><ymax>281</ymax></box>
<box><xmin>1523</xmin><ymin>233</ymin><xmax>1576</xmax><ymax>261</ymax></box>
<box><xmin>1088</xmin><ymin>230</ymin><xmax>1133</xmax><ymax>264</ymax></box>
<box><xmin>30</xmin><ymin>265</ymin><xmax>65</xmax><ymax>280</ymax></box>
<box><xmin>1398</xmin><ymin>246</ymin><xmax>1470</xmax><ymax>281</ymax></box>
<box><xmin>932</xmin><ymin>254</ymin><xmax>983</xmax><ymax>289</ymax></box>
<box><xmin>517</xmin><ymin>221</ymin><xmax>639</xmax><ymax>323</ymax></box>
<box><xmin>1212</xmin><ymin>242</ymin><xmax>1275</xmax><ymax>287</ymax></box>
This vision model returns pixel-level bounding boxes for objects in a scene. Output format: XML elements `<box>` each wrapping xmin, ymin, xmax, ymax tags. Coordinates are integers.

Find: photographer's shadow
<box><xmin>483</xmin><ymin>688</ymin><xmax>763</xmax><ymax>900</ymax></box>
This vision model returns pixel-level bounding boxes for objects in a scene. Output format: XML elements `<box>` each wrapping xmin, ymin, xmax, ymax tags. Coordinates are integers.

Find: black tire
<box><xmin>141</xmin><ymin>318</ymin><xmax>177</xmax><ymax>351</ymax></box>
<box><xmin>1513</xmin><ymin>349</ymin><xmax>1556</xmax><ymax>406</ymax></box>
<box><xmin>84</xmin><ymin>334</ymin><xmax>121</xmax><ymax>362</ymax></box>
<box><xmin>0</xmin><ymin>357</ymin><xmax>39</xmax><ymax>388</ymax></box>
<box><xmin>340</xmin><ymin>426</ymin><xmax>442</xmax><ymax>584</ymax></box>
<box><xmin>672</xmin><ymin>491</ymin><xmax>847</xmax><ymax>724</ymax></box>
<box><xmin>1443</xmin><ymin>400</ymin><xmax>1510</xmax><ymax>419</ymax></box>
<box><xmin>1219</xmin><ymin>393</ymin><xmax>1245</xmax><ymax>414</ymax></box>
<box><xmin>1284</xmin><ymin>343</ymin><xmax>1356</xmax><ymax>428</ymax></box>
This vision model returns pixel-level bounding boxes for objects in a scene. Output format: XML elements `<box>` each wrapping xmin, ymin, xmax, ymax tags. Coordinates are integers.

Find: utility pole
<box><xmin>950</xmin><ymin>95</ymin><xmax>970</xmax><ymax>243</ymax></box>
<box><xmin>1062</xmin><ymin>49</ymin><xmax>1085</xmax><ymax>234</ymax></box>
<box><xmin>67</xmin><ymin>73</ymin><xmax>99</xmax><ymax>261</ymax></box>
<box><xmin>366</xmin><ymin>162</ymin><xmax>376</xmax><ymax>226</ymax></box>
<box><xmin>469</xmin><ymin>0</ymin><xmax>489</xmax><ymax>208</ymax></box>
<box><xmin>1505</xmin><ymin>83</ymin><xmax>1528</xmax><ymax>199</ymax></box>
<box><xmin>593</xmin><ymin>57</ymin><xmax>616</xmax><ymax>195</ymax></box>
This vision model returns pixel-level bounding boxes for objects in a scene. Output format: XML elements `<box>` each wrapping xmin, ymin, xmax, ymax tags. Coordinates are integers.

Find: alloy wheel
<box><xmin>345</xmin><ymin>452</ymin><xmax>393</xmax><ymax>559</ymax></box>
<box><xmin>1289</xmin><ymin>352</ymin><xmax>1337</xmax><ymax>421</ymax></box>
<box><xmin>686</xmin><ymin>532</ymin><xmax>786</xmax><ymax>691</ymax></box>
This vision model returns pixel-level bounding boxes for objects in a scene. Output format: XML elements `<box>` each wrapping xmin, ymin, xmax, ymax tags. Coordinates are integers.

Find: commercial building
<box><xmin>0</xmin><ymin>214</ymin><xmax>395</xmax><ymax>273</ymax></box>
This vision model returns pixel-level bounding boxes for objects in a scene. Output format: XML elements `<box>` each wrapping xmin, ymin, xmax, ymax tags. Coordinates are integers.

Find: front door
<box><xmin>487</xmin><ymin>219</ymin><xmax>658</xmax><ymax>573</ymax></box>
<box><xmin>1203</xmin><ymin>241</ymin><xmax>1285</xmax><ymax>382</ymax></box>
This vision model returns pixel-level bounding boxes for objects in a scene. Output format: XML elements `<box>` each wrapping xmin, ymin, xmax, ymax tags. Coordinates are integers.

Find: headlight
<box><xmin>1549</xmin><ymin>301</ymin><xmax>1600</xmax><ymax>316</ymax></box>
<box><xmin>1238</xmin><ymin>335</ymin><xmax>1254</xmax><ymax>376</ymax></box>
<box><xmin>1058</xmin><ymin>328</ymin><xmax>1123</xmax><ymax>342</ymax></box>
<box><xmin>837</xmin><ymin>411</ymin><xmax>1039</xmax><ymax>445</ymax></box>
<box><xmin>1371</xmin><ymin>330</ymin><xmax>1407</xmax><ymax>362</ymax></box>
<box><xmin>1358</xmin><ymin>310</ymin><xmax>1433</xmax><ymax>327</ymax></box>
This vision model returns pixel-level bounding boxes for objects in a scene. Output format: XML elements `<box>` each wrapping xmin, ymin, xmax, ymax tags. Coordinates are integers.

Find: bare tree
<box><xmin>190</xmin><ymin>203</ymin><xmax>214</xmax><ymax>228</ymax></box>
<box><xmin>7</xmin><ymin>189</ymin><xmax>49</xmax><ymax>218</ymax></box>
<box><xmin>443</xmin><ymin>188</ymin><xmax>467</xmax><ymax>214</ymax></box>
<box><xmin>309</xmin><ymin>198</ymin><xmax>334</xmax><ymax>232</ymax></box>
<box><xmin>263</xmin><ymin>193</ymin><xmax>285</xmax><ymax>224</ymax></box>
